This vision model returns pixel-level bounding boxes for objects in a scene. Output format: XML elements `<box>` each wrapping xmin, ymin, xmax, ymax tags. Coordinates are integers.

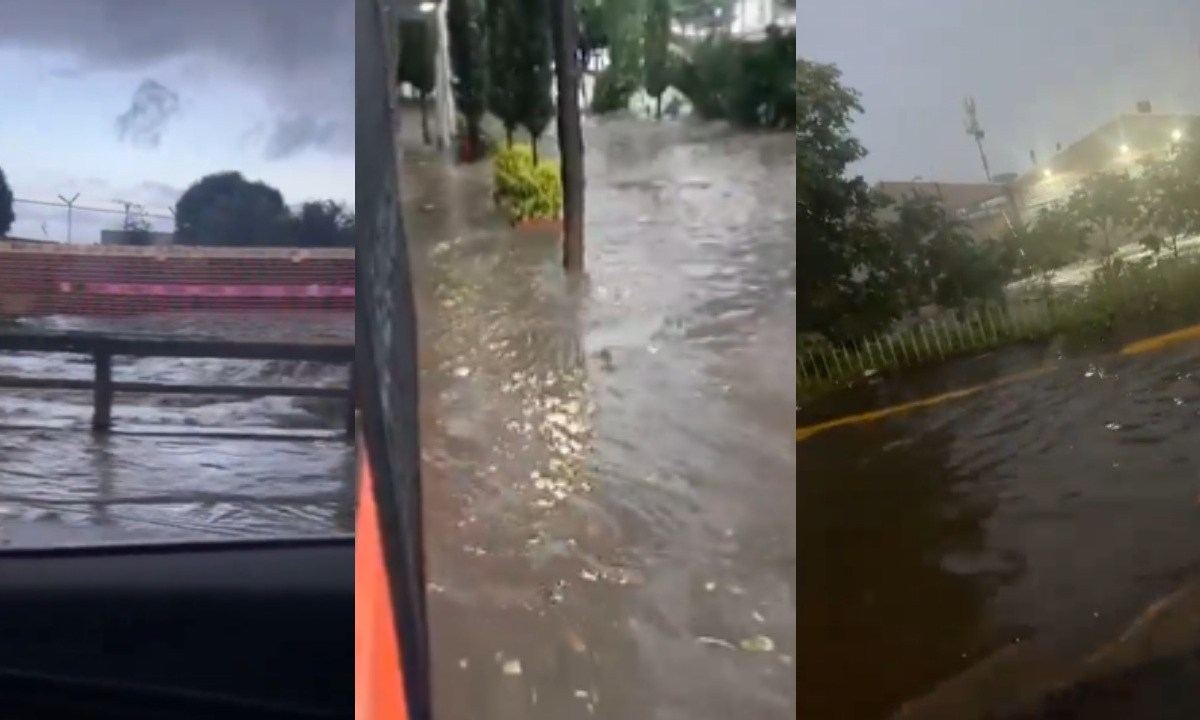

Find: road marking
<box><xmin>797</xmin><ymin>367</ymin><xmax>1053</xmax><ymax>444</ymax></box>
<box><xmin>1119</xmin><ymin>323</ymin><xmax>1200</xmax><ymax>356</ymax></box>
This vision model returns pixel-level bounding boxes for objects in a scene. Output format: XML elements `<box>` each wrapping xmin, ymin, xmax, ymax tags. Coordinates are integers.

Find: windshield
<box><xmin>800</xmin><ymin>3</ymin><xmax>1200</xmax><ymax>718</ymax></box>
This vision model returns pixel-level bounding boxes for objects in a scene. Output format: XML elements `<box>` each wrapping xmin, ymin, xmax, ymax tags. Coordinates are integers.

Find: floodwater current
<box><xmin>0</xmin><ymin>117</ymin><xmax>797</xmax><ymax>719</ymax></box>
<box><xmin>801</xmin><ymin>342</ymin><xmax>1200</xmax><ymax>719</ymax></box>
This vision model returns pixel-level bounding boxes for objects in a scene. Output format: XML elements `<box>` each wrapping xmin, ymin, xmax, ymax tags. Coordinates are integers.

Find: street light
<box><xmin>1119</xmin><ymin>143</ymin><xmax>1130</xmax><ymax>155</ymax></box>
<box><xmin>1172</xmin><ymin>128</ymin><xmax>1183</xmax><ymax>142</ymax></box>
<box><xmin>418</xmin><ymin>1</ymin><xmax>435</xmax><ymax>11</ymax></box>
<box><xmin>1042</xmin><ymin>168</ymin><xmax>1053</xmax><ymax>179</ymax></box>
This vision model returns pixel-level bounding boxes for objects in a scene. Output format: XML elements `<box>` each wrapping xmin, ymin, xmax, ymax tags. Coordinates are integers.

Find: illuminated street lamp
<box><xmin>1042</xmin><ymin>168</ymin><xmax>1053</xmax><ymax>179</ymax></box>
<box><xmin>1119</xmin><ymin>143</ymin><xmax>1130</xmax><ymax>155</ymax></box>
<box><xmin>419</xmin><ymin>1</ymin><xmax>436</xmax><ymax>12</ymax></box>
<box><xmin>1172</xmin><ymin>128</ymin><xmax>1184</xmax><ymax>142</ymax></box>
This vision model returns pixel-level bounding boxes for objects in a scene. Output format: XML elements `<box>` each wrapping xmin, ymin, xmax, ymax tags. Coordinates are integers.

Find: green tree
<box><xmin>485</xmin><ymin>0</ymin><xmax>522</xmax><ymax>145</ymax></box>
<box><xmin>601</xmin><ymin>0</ymin><xmax>644</xmax><ymax>99</ymax></box>
<box><xmin>1010</xmin><ymin>204</ymin><xmax>1088</xmax><ymax>289</ymax></box>
<box><xmin>514</xmin><ymin>0</ymin><xmax>555</xmax><ymax>162</ymax></box>
<box><xmin>174</xmin><ymin>172</ymin><xmax>291</xmax><ymax>247</ymax></box>
<box><xmin>397</xmin><ymin>20</ymin><xmax>436</xmax><ymax>145</ymax></box>
<box><xmin>672</xmin><ymin>29</ymin><xmax>794</xmax><ymax>128</ymax></box>
<box><xmin>291</xmin><ymin>201</ymin><xmax>355</xmax><ymax>248</ymax></box>
<box><xmin>672</xmin><ymin>0</ymin><xmax>736</xmax><ymax>30</ymax></box>
<box><xmin>0</xmin><ymin>165</ymin><xmax>13</xmax><ymax>237</ymax></box>
<box><xmin>643</xmin><ymin>0</ymin><xmax>672</xmax><ymax>119</ymax></box>
<box><xmin>1139</xmin><ymin>139</ymin><xmax>1200</xmax><ymax>259</ymax></box>
<box><xmin>797</xmin><ymin>60</ymin><xmax>899</xmax><ymax>340</ymax></box>
<box><xmin>875</xmin><ymin>192</ymin><xmax>1011</xmax><ymax>313</ymax></box>
<box><xmin>448</xmin><ymin>0</ymin><xmax>489</xmax><ymax>161</ymax></box>
<box><xmin>1066</xmin><ymin>170</ymin><xmax>1142</xmax><ymax>261</ymax></box>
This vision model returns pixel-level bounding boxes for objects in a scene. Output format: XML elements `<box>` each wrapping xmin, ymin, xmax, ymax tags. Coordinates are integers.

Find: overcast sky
<box><xmin>799</xmin><ymin>0</ymin><xmax>1200</xmax><ymax>183</ymax></box>
<box><xmin>0</xmin><ymin>0</ymin><xmax>352</xmax><ymax>243</ymax></box>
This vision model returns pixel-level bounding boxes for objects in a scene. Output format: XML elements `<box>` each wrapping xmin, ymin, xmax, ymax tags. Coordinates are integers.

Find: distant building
<box><xmin>1011</xmin><ymin>109</ymin><xmax>1199</xmax><ymax>215</ymax></box>
<box><xmin>100</xmin><ymin>229</ymin><xmax>176</xmax><ymax>247</ymax></box>
<box><xmin>873</xmin><ymin>180</ymin><xmax>1019</xmax><ymax>241</ymax></box>
<box><xmin>878</xmin><ymin>107</ymin><xmax>1200</xmax><ymax>245</ymax></box>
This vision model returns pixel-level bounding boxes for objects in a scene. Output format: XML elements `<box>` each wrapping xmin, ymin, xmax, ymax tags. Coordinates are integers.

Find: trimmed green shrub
<box><xmin>491</xmin><ymin>144</ymin><xmax>563</xmax><ymax>223</ymax></box>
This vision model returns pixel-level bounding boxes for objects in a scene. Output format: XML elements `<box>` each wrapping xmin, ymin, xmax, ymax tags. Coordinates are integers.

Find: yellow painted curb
<box><xmin>1119</xmin><ymin>323</ymin><xmax>1200</xmax><ymax>356</ymax></box>
<box><xmin>796</xmin><ymin>367</ymin><xmax>1052</xmax><ymax>444</ymax></box>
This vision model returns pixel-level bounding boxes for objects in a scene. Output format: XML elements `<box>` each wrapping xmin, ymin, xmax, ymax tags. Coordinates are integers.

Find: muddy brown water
<box><xmin>0</xmin><ymin>118</ymin><xmax>796</xmax><ymax>719</ymax></box>
<box><xmin>800</xmin><ymin>343</ymin><xmax>1200</xmax><ymax>719</ymax></box>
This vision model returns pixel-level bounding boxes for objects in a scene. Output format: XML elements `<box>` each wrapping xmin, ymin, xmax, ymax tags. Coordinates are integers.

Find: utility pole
<box><xmin>114</xmin><ymin>199</ymin><xmax>135</xmax><ymax>228</ymax></box>
<box><xmin>550</xmin><ymin>0</ymin><xmax>585</xmax><ymax>272</ymax></box>
<box><xmin>57</xmin><ymin>192</ymin><xmax>80</xmax><ymax>244</ymax></box>
<box><xmin>963</xmin><ymin>96</ymin><xmax>993</xmax><ymax>183</ymax></box>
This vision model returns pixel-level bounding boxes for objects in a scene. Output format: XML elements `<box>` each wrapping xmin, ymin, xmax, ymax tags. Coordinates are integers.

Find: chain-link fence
<box><xmin>11</xmin><ymin>197</ymin><xmax>174</xmax><ymax>245</ymax></box>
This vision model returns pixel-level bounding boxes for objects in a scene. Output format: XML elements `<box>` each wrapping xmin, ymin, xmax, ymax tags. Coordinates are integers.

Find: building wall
<box><xmin>0</xmin><ymin>241</ymin><xmax>354</xmax><ymax>318</ymax></box>
<box><xmin>1011</xmin><ymin>113</ymin><xmax>1197</xmax><ymax>216</ymax></box>
<box><xmin>873</xmin><ymin>180</ymin><xmax>1019</xmax><ymax>242</ymax></box>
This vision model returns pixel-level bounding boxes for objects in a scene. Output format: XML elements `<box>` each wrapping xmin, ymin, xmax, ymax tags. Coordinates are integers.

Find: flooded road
<box><xmin>800</xmin><ymin>343</ymin><xmax>1200</xmax><ymax>719</ymax></box>
<box><xmin>401</xmin><ymin>118</ymin><xmax>795</xmax><ymax>719</ymax></box>
<box><xmin>0</xmin><ymin>314</ymin><xmax>354</xmax><ymax>545</ymax></box>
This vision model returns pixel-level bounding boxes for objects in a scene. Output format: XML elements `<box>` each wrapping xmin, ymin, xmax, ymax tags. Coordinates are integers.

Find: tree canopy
<box><xmin>0</xmin><ymin>165</ymin><xmax>13</xmax><ymax>237</ymax></box>
<box><xmin>798</xmin><ymin>60</ymin><xmax>1015</xmax><ymax>341</ymax></box>
<box><xmin>173</xmin><ymin>172</ymin><xmax>352</xmax><ymax>248</ymax></box>
<box><xmin>800</xmin><ymin>59</ymin><xmax>1200</xmax><ymax>348</ymax></box>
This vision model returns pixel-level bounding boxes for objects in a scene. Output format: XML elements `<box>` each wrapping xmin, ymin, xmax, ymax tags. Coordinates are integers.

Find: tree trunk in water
<box><xmin>420</xmin><ymin>91</ymin><xmax>431</xmax><ymax>145</ymax></box>
<box><xmin>550</xmin><ymin>0</ymin><xmax>585</xmax><ymax>272</ymax></box>
<box><xmin>531</xmin><ymin>136</ymin><xmax>540</xmax><ymax>165</ymax></box>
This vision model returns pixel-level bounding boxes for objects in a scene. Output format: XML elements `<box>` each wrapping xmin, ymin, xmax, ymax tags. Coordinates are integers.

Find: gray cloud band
<box><xmin>0</xmin><ymin>0</ymin><xmax>352</xmax><ymax>159</ymax></box>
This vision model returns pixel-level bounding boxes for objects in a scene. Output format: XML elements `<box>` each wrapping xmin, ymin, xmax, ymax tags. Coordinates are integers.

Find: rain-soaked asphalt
<box><xmin>800</xmin><ymin>341</ymin><xmax>1200</xmax><ymax>719</ymax></box>
<box><xmin>0</xmin><ymin>117</ymin><xmax>796</xmax><ymax>718</ymax></box>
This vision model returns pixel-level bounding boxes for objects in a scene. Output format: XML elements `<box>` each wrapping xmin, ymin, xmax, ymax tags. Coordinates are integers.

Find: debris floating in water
<box><xmin>501</xmin><ymin>658</ymin><xmax>523</xmax><ymax>676</ymax></box>
<box><xmin>696</xmin><ymin>636</ymin><xmax>737</xmax><ymax>650</ymax></box>
<box><xmin>739</xmin><ymin>635</ymin><xmax>775</xmax><ymax>653</ymax></box>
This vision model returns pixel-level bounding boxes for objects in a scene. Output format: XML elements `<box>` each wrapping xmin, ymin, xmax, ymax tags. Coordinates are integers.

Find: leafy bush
<box><xmin>673</xmin><ymin>27</ymin><xmax>795</xmax><ymax>129</ymax></box>
<box><xmin>491</xmin><ymin>144</ymin><xmax>562</xmax><ymax>223</ymax></box>
<box><xmin>591</xmin><ymin>68</ymin><xmax>640</xmax><ymax>114</ymax></box>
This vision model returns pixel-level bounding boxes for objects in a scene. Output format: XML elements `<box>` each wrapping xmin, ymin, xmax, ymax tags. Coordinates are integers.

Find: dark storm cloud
<box><xmin>116</xmin><ymin>79</ymin><xmax>181</xmax><ymax>148</ymax></box>
<box><xmin>799</xmin><ymin>0</ymin><xmax>1200</xmax><ymax>181</ymax></box>
<box><xmin>0</xmin><ymin>0</ymin><xmax>352</xmax><ymax>159</ymax></box>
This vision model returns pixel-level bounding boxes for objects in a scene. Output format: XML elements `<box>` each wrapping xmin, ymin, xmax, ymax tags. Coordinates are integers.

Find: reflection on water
<box><xmin>402</xmin><ymin>118</ymin><xmax>795</xmax><ymax>720</ymax></box>
<box><xmin>800</xmin><ymin>345</ymin><xmax>1200</xmax><ymax>719</ymax></box>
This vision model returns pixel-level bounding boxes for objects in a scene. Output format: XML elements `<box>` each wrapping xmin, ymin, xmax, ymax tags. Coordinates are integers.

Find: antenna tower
<box><xmin>963</xmin><ymin>96</ymin><xmax>994</xmax><ymax>183</ymax></box>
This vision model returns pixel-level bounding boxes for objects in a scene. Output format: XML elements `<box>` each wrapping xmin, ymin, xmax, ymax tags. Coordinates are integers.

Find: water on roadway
<box><xmin>0</xmin><ymin>117</ymin><xmax>797</xmax><ymax>718</ymax></box>
<box><xmin>0</xmin><ymin>313</ymin><xmax>355</xmax><ymax>545</ymax></box>
<box><xmin>800</xmin><ymin>342</ymin><xmax>1200</xmax><ymax>719</ymax></box>
<box><xmin>399</xmin><ymin>115</ymin><xmax>795</xmax><ymax>719</ymax></box>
